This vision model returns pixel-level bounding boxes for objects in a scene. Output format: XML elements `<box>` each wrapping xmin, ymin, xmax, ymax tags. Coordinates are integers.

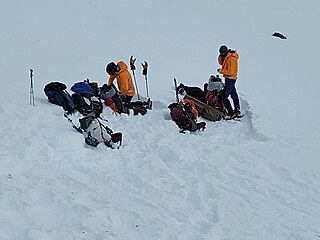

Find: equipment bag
<box><xmin>206</xmin><ymin>90</ymin><xmax>223</xmax><ymax>111</ymax></box>
<box><xmin>79</xmin><ymin>112</ymin><xmax>96</xmax><ymax>130</ymax></box>
<box><xmin>168</xmin><ymin>102</ymin><xmax>205</xmax><ymax>131</ymax></box>
<box><xmin>72</xmin><ymin>93</ymin><xmax>103</xmax><ymax>116</ymax></box>
<box><xmin>100</xmin><ymin>84</ymin><xmax>126</xmax><ymax>114</ymax></box>
<box><xmin>184</xmin><ymin>94</ymin><xmax>224</xmax><ymax>121</ymax></box>
<box><xmin>80</xmin><ymin>114</ymin><xmax>123</xmax><ymax>148</ymax></box>
<box><xmin>44</xmin><ymin>82</ymin><xmax>76</xmax><ymax>114</ymax></box>
<box><xmin>71</xmin><ymin>80</ymin><xmax>99</xmax><ymax>96</ymax></box>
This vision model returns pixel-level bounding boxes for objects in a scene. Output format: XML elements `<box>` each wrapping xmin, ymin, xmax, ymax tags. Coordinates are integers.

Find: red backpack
<box><xmin>206</xmin><ymin>90</ymin><xmax>223</xmax><ymax>111</ymax></box>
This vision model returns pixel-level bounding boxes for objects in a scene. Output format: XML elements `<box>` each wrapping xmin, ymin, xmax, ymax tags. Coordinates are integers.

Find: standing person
<box><xmin>217</xmin><ymin>45</ymin><xmax>241</xmax><ymax>117</ymax></box>
<box><xmin>106</xmin><ymin>61</ymin><xmax>135</xmax><ymax>103</ymax></box>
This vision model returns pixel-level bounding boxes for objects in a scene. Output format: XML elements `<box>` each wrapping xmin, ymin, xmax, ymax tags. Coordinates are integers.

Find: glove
<box><xmin>130</xmin><ymin>55</ymin><xmax>136</xmax><ymax>70</ymax></box>
<box><xmin>218</xmin><ymin>55</ymin><xmax>225</xmax><ymax>63</ymax></box>
<box><xmin>141</xmin><ymin>61</ymin><xmax>148</xmax><ymax>76</ymax></box>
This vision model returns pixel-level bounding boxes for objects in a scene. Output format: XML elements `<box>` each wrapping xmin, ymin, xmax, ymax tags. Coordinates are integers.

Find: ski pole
<box><xmin>64</xmin><ymin>112</ymin><xmax>83</xmax><ymax>134</ymax></box>
<box><xmin>130</xmin><ymin>55</ymin><xmax>140</xmax><ymax>100</ymax></box>
<box><xmin>141</xmin><ymin>61</ymin><xmax>149</xmax><ymax>98</ymax></box>
<box><xmin>29</xmin><ymin>69</ymin><xmax>35</xmax><ymax>106</ymax></box>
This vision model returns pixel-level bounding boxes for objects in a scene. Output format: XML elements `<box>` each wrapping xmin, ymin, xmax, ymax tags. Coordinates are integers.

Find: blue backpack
<box><xmin>71</xmin><ymin>82</ymin><xmax>95</xmax><ymax>94</ymax></box>
<box><xmin>44</xmin><ymin>82</ymin><xmax>76</xmax><ymax>114</ymax></box>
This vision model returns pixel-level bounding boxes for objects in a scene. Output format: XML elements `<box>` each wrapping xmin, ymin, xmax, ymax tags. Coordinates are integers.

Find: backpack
<box><xmin>72</xmin><ymin>93</ymin><xmax>103</xmax><ymax>116</ymax></box>
<box><xmin>79</xmin><ymin>113</ymin><xmax>123</xmax><ymax>148</ymax></box>
<box><xmin>44</xmin><ymin>82</ymin><xmax>76</xmax><ymax>114</ymax></box>
<box><xmin>168</xmin><ymin>102</ymin><xmax>205</xmax><ymax>131</ymax></box>
<box><xmin>177</xmin><ymin>83</ymin><xmax>206</xmax><ymax>103</ymax></box>
<box><xmin>79</xmin><ymin>112</ymin><xmax>96</xmax><ymax>130</ymax></box>
<box><xmin>100</xmin><ymin>84</ymin><xmax>126</xmax><ymax>114</ymax></box>
<box><xmin>206</xmin><ymin>90</ymin><xmax>223</xmax><ymax>111</ymax></box>
<box><xmin>71</xmin><ymin>81</ymin><xmax>99</xmax><ymax>96</ymax></box>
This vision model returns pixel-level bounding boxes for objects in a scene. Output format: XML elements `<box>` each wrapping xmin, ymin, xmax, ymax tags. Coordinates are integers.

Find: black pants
<box><xmin>124</xmin><ymin>95</ymin><xmax>133</xmax><ymax>103</ymax></box>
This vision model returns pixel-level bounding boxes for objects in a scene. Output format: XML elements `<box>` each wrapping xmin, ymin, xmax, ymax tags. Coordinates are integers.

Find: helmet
<box><xmin>219</xmin><ymin>45</ymin><xmax>228</xmax><ymax>55</ymax></box>
<box><xmin>106</xmin><ymin>62</ymin><xmax>117</xmax><ymax>75</ymax></box>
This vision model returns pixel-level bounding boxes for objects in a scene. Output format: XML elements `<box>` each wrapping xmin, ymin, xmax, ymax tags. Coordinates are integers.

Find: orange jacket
<box><xmin>107</xmin><ymin>61</ymin><xmax>135</xmax><ymax>96</ymax></box>
<box><xmin>218</xmin><ymin>51</ymin><xmax>239</xmax><ymax>79</ymax></box>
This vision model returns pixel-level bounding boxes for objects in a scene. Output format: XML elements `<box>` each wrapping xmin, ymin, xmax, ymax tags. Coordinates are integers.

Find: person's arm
<box><xmin>218</xmin><ymin>55</ymin><xmax>225</xmax><ymax>65</ymax></box>
<box><xmin>220</xmin><ymin>58</ymin><xmax>234</xmax><ymax>76</ymax></box>
<box><xmin>108</xmin><ymin>75</ymin><xmax>116</xmax><ymax>86</ymax></box>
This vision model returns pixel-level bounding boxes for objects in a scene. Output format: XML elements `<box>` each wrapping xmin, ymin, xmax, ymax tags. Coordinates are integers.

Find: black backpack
<box><xmin>44</xmin><ymin>82</ymin><xmax>76</xmax><ymax>114</ymax></box>
<box><xmin>177</xmin><ymin>83</ymin><xmax>206</xmax><ymax>103</ymax></box>
<box><xmin>72</xmin><ymin>92</ymin><xmax>103</xmax><ymax>117</ymax></box>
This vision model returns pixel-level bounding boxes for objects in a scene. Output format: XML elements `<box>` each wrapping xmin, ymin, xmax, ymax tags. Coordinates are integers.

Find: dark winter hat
<box><xmin>219</xmin><ymin>45</ymin><xmax>229</xmax><ymax>55</ymax></box>
<box><xmin>106</xmin><ymin>62</ymin><xmax>117</xmax><ymax>75</ymax></box>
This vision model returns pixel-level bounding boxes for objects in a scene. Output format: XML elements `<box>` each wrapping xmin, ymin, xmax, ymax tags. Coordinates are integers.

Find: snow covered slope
<box><xmin>1</xmin><ymin>96</ymin><xmax>319</xmax><ymax>240</ymax></box>
<box><xmin>1</xmin><ymin>0</ymin><xmax>320</xmax><ymax>239</ymax></box>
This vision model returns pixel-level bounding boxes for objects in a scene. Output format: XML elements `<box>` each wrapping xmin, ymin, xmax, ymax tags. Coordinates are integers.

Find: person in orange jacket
<box><xmin>217</xmin><ymin>45</ymin><xmax>241</xmax><ymax>117</ymax></box>
<box><xmin>106</xmin><ymin>61</ymin><xmax>136</xmax><ymax>103</ymax></box>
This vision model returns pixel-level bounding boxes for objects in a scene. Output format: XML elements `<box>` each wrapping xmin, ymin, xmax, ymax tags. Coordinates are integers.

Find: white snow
<box><xmin>1</xmin><ymin>0</ymin><xmax>319</xmax><ymax>239</ymax></box>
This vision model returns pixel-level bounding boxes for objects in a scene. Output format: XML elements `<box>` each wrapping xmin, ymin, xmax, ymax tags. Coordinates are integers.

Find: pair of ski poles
<box><xmin>29</xmin><ymin>69</ymin><xmax>35</xmax><ymax>106</ymax></box>
<box><xmin>129</xmin><ymin>55</ymin><xmax>149</xmax><ymax>100</ymax></box>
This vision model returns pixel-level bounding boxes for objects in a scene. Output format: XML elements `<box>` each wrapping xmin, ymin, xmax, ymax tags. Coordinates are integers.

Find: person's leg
<box><xmin>229</xmin><ymin>81</ymin><xmax>240</xmax><ymax>114</ymax></box>
<box><xmin>223</xmin><ymin>99</ymin><xmax>233</xmax><ymax>116</ymax></box>
<box><xmin>222</xmin><ymin>78</ymin><xmax>234</xmax><ymax>116</ymax></box>
<box><xmin>221</xmin><ymin>78</ymin><xmax>234</xmax><ymax>100</ymax></box>
<box><xmin>124</xmin><ymin>95</ymin><xmax>133</xmax><ymax>103</ymax></box>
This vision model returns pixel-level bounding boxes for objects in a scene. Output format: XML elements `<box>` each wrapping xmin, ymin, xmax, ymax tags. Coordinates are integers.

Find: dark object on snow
<box><xmin>72</xmin><ymin>93</ymin><xmax>103</xmax><ymax>117</ymax></box>
<box><xmin>124</xmin><ymin>98</ymin><xmax>152</xmax><ymax>116</ymax></box>
<box><xmin>272</xmin><ymin>32</ymin><xmax>287</xmax><ymax>40</ymax></box>
<box><xmin>168</xmin><ymin>102</ymin><xmax>205</xmax><ymax>132</ymax></box>
<box><xmin>44</xmin><ymin>82</ymin><xmax>76</xmax><ymax>114</ymax></box>
<box><xmin>177</xmin><ymin>83</ymin><xmax>206</xmax><ymax>103</ymax></box>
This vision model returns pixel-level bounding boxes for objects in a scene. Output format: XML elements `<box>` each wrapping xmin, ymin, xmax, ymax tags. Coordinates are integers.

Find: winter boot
<box><xmin>133</xmin><ymin>105</ymin><xmax>147</xmax><ymax>115</ymax></box>
<box><xmin>232</xmin><ymin>98</ymin><xmax>241</xmax><ymax>117</ymax></box>
<box><xmin>195</xmin><ymin>122</ymin><xmax>206</xmax><ymax>131</ymax></box>
<box><xmin>223</xmin><ymin>99</ymin><xmax>233</xmax><ymax>116</ymax></box>
<box><xmin>143</xmin><ymin>98</ymin><xmax>152</xmax><ymax>110</ymax></box>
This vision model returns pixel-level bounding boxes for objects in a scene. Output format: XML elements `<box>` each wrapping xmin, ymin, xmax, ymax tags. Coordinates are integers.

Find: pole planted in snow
<box><xmin>29</xmin><ymin>69</ymin><xmax>35</xmax><ymax>106</ymax></box>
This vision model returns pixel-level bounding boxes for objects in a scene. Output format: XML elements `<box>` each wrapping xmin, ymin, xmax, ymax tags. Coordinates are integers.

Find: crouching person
<box><xmin>79</xmin><ymin>113</ymin><xmax>122</xmax><ymax>149</ymax></box>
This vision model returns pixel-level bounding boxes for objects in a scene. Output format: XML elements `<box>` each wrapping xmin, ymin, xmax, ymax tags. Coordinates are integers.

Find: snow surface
<box><xmin>1</xmin><ymin>0</ymin><xmax>320</xmax><ymax>239</ymax></box>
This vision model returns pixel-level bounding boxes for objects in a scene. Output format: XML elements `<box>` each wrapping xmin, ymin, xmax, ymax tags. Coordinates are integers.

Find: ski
<box><xmin>173</xmin><ymin>78</ymin><xmax>179</xmax><ymax>102</ymax></box>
